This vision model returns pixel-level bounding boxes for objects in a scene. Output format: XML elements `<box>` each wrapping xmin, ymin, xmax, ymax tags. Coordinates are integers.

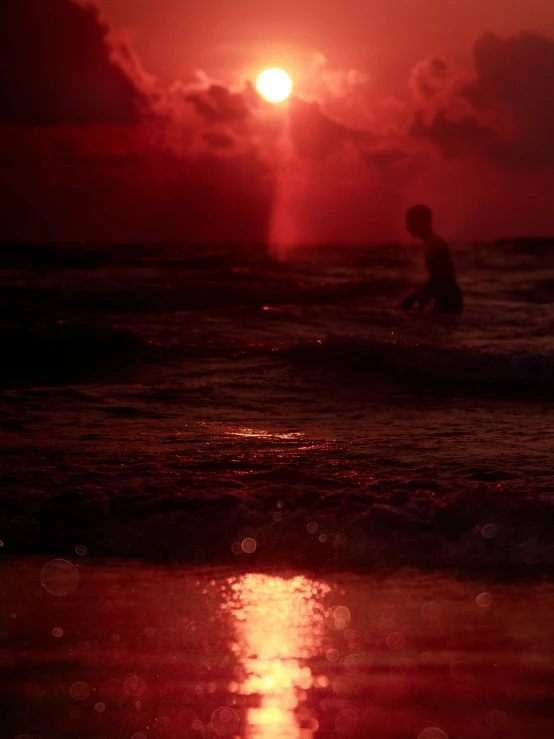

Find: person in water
<box><xmin>400</xmin><ymin>204</ymin><xmax>463</xmax><ymax>314</ymax></box>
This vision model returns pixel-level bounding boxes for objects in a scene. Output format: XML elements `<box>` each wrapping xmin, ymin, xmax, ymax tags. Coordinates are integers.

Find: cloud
<box><xmin>410</xmin><ymin>57</ymin><xmax>451</xmax><ymax>101</ymax></box>
<box><xmin>409</xmin><ymin>108</ymin><xmax>496</xmax><ymax>159</ymax></box>
<box><xmin>464</xmin><ymin>32</ymin><xmax>554</xmax><ymax>167</ymax></box>
<box><xmin>360</xmin><ymin>147</ymin><xmax>408</xmax><ymax>170</ymax></box>
<box><xmin>288</xmin><ymin>98</ymin><xmax>375</xmax><ymax>161</ymax></box>
<box><xmin>0</xmin><ymin>1</ymin><xmax>280</xmax><ymax>243</ymax></box>
<box><xmin>0</xmin><ymin>0</ymin><xmax>147</xmax><ymax>125</ymax></box>
<box><xmin>185</xmin><ymin>82</ymin><xmax>258</xmax><ymax>124</ymax></box>
<box><xmin>467</xmin><ymin>32</ymin><xmax>554</xmax><ymax>120</ymax></box>
<box><xmin>410</xmin><ymin>32</ymin><xmax>554</xmax><ymax>168</ymax></box>
<box><xmin>0</xmin><ymin>124</ymin><xmax>275</xmax><ymax>244</ymax></box>
<box><xmin>202</xmin><ymin>132</ymin><xmax>236</xmax><ymax>150</ymax></box>
<box><xmin>1</xmin><ymin>0</ymin><xmax>554</xmax><ymax>243</ymax></box>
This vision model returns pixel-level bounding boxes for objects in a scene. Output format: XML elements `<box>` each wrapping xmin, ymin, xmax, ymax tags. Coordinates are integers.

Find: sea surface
<box><xmin>1</xmin><ymin>240</ymin><xmax>554</xmax><ymax>569</ymax></box>
<box><xmin>2</xmin><ymin>240</ymin><xmax>554</xmax><ymax>738</ymax></box>
<box><xmin>0</xmin><ymin>240</ymin><xmax>554</xmax><ymax>571</ymax></box>
<box><xmin>2</xmin><ymin>561</ymin><xmax>554</xmax><ymax>739</ymax></box>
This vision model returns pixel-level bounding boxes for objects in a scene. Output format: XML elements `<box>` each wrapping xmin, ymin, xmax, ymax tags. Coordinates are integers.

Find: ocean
<box><xmin>1</xmin><ymin>239</ymin><xmax>554</xmax><ymax>738</ymax></box>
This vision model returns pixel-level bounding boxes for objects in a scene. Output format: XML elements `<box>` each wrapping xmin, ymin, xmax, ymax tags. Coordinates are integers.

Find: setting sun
<box><xmin>256</xmin><ymin>68</ymin><xmax>293</xmax><ymax>103</ymax></box>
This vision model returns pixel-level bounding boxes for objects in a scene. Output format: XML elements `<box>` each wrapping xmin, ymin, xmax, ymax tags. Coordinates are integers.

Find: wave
<box><xmin>0</xmin><ymin>322</ymin><xmax>168</xmax><ymax>388</ymax></box>
<box><xmin>0</xmin><ymin>242</ymin><xmax>408</xmax><ymax>270</ymax></box>
<box><xmin>496</xmin><ymin>236</ymin><xmax>554</xmax><ymax>255</ymax></box>
<box><xmin>3</xmin><ymin>481</ymin><xmax>554</xmax><ymax>573</ymax></box>
<box><xmin>280</xmin><ymin>336</ymin><xmax>554</xmax><ymax>397</ymax></box>
<box><xmin>0</xmin><ymin>278</ymin><xmax>396</xmax><ymax>315</ymax></box>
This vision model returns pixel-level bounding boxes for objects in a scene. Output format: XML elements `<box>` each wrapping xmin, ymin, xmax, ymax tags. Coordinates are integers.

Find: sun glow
<box><xmin>256</xmin><ymin>68</ymin><xmax>293</xmax><ymax>103</ymax></box>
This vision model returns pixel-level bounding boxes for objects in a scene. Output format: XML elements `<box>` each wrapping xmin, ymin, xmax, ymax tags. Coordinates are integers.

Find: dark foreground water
<box><xmin>2</xmin><ymin>561</ymin><xmax>554</xmax><ymax>739</ymax></box>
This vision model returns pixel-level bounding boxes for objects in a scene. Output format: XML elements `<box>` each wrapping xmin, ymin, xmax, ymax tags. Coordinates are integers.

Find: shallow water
<box><xmin>1</xmin><ymin>241</ymin><xmax>554</xmax><ymax>569</ymax></box>
<box><xmin>2</xmin><ymin>560</ymin><xmax>553</xmax><ymax>739</ymax></box>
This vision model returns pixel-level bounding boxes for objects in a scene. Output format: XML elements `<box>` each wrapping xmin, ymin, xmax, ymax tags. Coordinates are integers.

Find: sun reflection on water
<box><xmin>225</xmin><ymin>573</ymin><xmax>330</xmax><ymax>738</ymax></box>
<box><xmin>225</xmin><ymin>426</ymin><xmax>304</xmax><ymax>440</ymax></box>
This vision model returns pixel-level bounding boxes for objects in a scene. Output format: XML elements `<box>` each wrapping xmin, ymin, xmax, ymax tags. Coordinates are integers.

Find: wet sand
<box><xmin>1</xmin><ymin>559</ymin><xmax>553</xmax><ymax>739</ymax></box>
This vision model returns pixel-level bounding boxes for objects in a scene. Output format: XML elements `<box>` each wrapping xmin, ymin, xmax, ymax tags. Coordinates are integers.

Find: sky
<box><xmin>2</xmin><ymin>0</ymin><xmax>554</xmax><ymax>244</ymax></box>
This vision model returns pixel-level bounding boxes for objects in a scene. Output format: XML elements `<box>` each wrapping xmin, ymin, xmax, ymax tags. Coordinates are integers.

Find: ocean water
<box><xmin>2</xmin><ymin>561</ymin><xmax>554</xmax><ymax>739</ymax></box>
<box><xmin>1</xmin><ymin>240</ymin><xmax>554</xmax><ymax>569</ymax></box>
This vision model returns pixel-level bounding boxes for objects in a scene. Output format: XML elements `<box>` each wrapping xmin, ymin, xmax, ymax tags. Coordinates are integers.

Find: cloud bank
<box><xmin>1</xmin><ymin>0</ymin><xmax>553</xmax><ymax>244</ymax></box>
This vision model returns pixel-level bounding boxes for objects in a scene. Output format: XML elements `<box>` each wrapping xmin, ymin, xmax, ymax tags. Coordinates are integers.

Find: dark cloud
<box><xmin>410</xmin><ymin>57</ymin><xmax>450</xmax><ymax>100</ymax></box>
<box><xmin>1</xmin><ymin>0</ymin><xmax>553</xmax><ymax>243</ymax></box>
<box><xmin>202</xmin><ymin>132</ymin><xmax>236</xmax><ymax>150</ymax></box>
<box><xmin>361</xmin><ymin>147</ymin><xmax>407</xmax><ymax>170</ymax></box>
<box><xmin>0</xmin><ymin>1</ymin><xmax>275</xmax><ymax>243</ymax></box>
<box><xmin>0</xmin><ymin>0</ymin><xmax>146</xmax><ymax>125</ymax></box>
<box><xmin>467</xmin><ymin>32</ymin><xmax>554</xmax><ymax>119</ymax></box>
<box><xmin>186</xmin><ymin>83</ymin><xmax>258</xmax><ymax>124</ymax></box>
<box><xmin>409</xmin><ymin>108</ymin><xmax>496</xmax><ymax>158</ymax></box>
<box><xmin>0</xmin><ymin>126</ymin><xmax>275</xmax><ymax>244</ymax></box>
<box><xmin>464</xmin><ymin>32</ymin><xmax>554</xmax><ymax>166</ymax></box>
<box><xmin>289</xmin><ymin>98</ymin><xmax>375</xmax><ymax>160</ymax></box>
<box><xmin>410</xmin><ymin>33</ymin><xmax>554</xmax><ymax>168</ymax></box>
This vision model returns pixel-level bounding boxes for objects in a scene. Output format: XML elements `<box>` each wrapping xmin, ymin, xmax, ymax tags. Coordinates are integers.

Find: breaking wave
<box><xmin>282</xmin><ymin>336</ymin><xmax>554</xmax><ymax>397</ymax></box>
<box><xmin>4</xmin><ymin>480</ymin><xmax>554</xmax><ymax>572</ymax></box>
<box><xmin>0</xmin><ymin>322</ymin><xmax>168</xmax><ymax>387</ymax></box>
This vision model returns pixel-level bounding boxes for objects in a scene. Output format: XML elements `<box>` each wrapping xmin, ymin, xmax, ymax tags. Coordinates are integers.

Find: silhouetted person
<box><xmin>400</xmin><ymin>205</ymin><xmax>463</xmax><ymax>314</ymax></box>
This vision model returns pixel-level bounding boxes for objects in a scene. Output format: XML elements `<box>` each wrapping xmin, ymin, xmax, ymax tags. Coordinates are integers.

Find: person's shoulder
<box><xmin>428</xmin><ymin>235</ymin><xmax>450</xmax><ymax>255</ymax></box>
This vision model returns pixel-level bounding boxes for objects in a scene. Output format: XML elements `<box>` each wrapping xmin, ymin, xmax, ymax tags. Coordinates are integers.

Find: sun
<box><xmin>256</xmin><ymin>68</ymin><xmax>293</xmax><ymax>103</ymax></box>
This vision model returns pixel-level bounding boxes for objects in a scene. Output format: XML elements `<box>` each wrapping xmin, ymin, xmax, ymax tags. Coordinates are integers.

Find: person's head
<box><xmin>406</xmin><ymin>204</ymin><xmax>433</xmax><ymax>239</ymax></box>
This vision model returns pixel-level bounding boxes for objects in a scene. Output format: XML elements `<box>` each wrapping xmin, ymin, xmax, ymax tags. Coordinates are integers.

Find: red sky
<box><xmin>96</xmin><ymin>0</ymin><xmax>554</xmax><ymax>84</ymax></box>
<box><xmin>2</xmin><ymin>0</ymin><xmax>554</xmax><ymax>244</ymax></box>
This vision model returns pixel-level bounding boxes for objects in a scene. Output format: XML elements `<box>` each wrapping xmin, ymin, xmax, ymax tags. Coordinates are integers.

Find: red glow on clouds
<box><xmin>1</xmin><ymin>0</ymin><xmax>554</xmax><ymax>244</ymax></box>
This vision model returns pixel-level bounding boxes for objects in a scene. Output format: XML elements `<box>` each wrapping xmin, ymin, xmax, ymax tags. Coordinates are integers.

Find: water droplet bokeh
<box><xmin>485</xmin><ymin>709</ymin><xmax>509</xmax><ymax>730</ymax></box>
<box><xmin>41</xmin><ymin>559</ymin><xmax>80</xmax><ymax>596</ymax></box>
<box><xmin>481</xmin><ymin>524</ymin><xmax>497</xmax><ymax>539</ymax></box>
<box><xmin>421</xmin><ymin>601</ymin><xmax>442</xmax><ymax>621</ymax></box>
<box><xmin>241</xmin><ymin>538</ymin><xmax>256</xmax><ymax>554</ymax></box>
<box><xmin>418</xmin><ymin>728</ymin><xmax>448</xmax><ymax>739</ymax></box>
<box><xmin>70</xmin><ymin>681</ymin><xmax>91</xmax><ymax>700</ymax></box>
<box><xmin>476</xmin><ymin>592</ymin><xmax>493</xmax><ymax>607</ymax></box>
<box><xmin>210</xmin><ymin>706</ymin><xmax>239</xmax><ymax>736</ymax></box>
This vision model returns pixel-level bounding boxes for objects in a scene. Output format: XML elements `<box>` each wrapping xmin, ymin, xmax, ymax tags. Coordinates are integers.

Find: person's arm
<box><xmin>400</xmin><ymin>281</ymin><xmax>429</xmax><ymax>310</ymax></box>
<box><xmin>417</xmin><ymin>280</ymin><xmax>434</xmax><ymax>310</ymax></box>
